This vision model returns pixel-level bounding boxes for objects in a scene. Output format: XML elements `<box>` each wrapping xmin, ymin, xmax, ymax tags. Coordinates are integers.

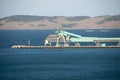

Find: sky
<box><xmin>0</xmin><ymin>0</ymin><xmax>120</xmax><ymax>18</ymax></box>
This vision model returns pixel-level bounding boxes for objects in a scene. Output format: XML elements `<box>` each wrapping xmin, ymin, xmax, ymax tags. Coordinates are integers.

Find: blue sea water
<box><xmin>0</xmin><ymin>29</ymin><xmax>120</xmax><ymax>80</ymax></box>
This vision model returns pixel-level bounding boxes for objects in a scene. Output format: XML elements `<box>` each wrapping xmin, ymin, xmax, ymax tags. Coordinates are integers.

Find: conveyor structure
<box><xmin>45</xmin><ymin>30</ymin><xmax>120</xmax><ymax>47</ymax></box>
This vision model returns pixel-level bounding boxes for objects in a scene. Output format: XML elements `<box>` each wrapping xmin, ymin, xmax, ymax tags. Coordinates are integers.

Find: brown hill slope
<box><xmin>0</xmin><ymin>15</ymin><xmax>120</xmax><ymax>30</ymax></box>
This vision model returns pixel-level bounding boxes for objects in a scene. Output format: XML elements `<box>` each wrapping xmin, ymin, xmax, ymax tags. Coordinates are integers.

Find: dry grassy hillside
<box><xmin>0</xmin><ymin>15</ymin><xmax>120</xmax><ymax>30</ymax></box>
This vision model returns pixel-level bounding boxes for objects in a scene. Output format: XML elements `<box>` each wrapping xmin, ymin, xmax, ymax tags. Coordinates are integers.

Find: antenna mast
<box><xmin>28</xmin><ymin>39</ymin><xmax>30</xmax><ymax>46</ymax></box>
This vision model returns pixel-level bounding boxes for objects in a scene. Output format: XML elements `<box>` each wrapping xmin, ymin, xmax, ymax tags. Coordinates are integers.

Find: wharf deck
<box><xmin>11</xmin><ymin>45</ymin><xmax>120</xmax><ymax>49</ymax></box>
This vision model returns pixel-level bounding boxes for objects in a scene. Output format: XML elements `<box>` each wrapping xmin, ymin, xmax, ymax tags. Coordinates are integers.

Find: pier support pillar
<box><xmin>94</xmin><ymin>40</ymin><xmax>101</xmax><ymax>46</ymax></box>
<box><xmin>45</xmin><ymin>40</ymin><xmax>51</xmax><ymax>46</ymax></box>
<box><xmin>56</xmin><ymin>35</ymin><xmax>69</xmax><ymax>47</ymax></box>
<box><xmin>75</xmin><ymin>42</ymin><xmax>81</xmax><ymax>46</ymax></box>
<box><xmin>117</xmin><ymin>41</ymin><xmax>120</xmax><ymax>46</ymax></box>
<box><xmin>64</xmin><ymin>43</ymin><xmax>69</xmax><ymax>47</ymax></box>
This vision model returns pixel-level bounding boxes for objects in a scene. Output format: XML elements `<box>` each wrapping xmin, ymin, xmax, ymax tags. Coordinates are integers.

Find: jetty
<box><xmin>11</xmin><ymin>30</ymin><xmax>120</xmax><ymax>49</ymax></box>
<box><xmin>11</xmin><ymin>45</ymin><xmax>120</xmax><ymax>49</ymax></box>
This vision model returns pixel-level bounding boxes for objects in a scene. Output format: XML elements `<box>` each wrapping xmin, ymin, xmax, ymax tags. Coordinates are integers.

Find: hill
<box><xmin>0</xmin><ymin>15</ymin><xmax>120</xmax><ymax>30</ymax></box>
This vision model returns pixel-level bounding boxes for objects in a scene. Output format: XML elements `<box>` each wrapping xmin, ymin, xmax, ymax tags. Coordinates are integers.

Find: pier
<box><xmin>11</xmin><ymin>45</ymin><xmax>120</xmax><ymax>49</ymax></box>
<box><xmin>11</xmin><ymin>30</ymin><xmax>120</xmax><ymax>49</ymax></box>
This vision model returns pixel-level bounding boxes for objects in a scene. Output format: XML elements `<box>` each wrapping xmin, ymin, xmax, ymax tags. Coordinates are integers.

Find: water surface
<box><xmin>0</xmin><ymin>29</ymin><xmax>120</xmax><ymax>80</ymax></box>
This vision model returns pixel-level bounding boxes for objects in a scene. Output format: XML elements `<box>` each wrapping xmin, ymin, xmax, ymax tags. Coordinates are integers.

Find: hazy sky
<box><xmin>0</xmin><ymin>0</ymin><xmax>120</xmax><ymax>18</ymax></box>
